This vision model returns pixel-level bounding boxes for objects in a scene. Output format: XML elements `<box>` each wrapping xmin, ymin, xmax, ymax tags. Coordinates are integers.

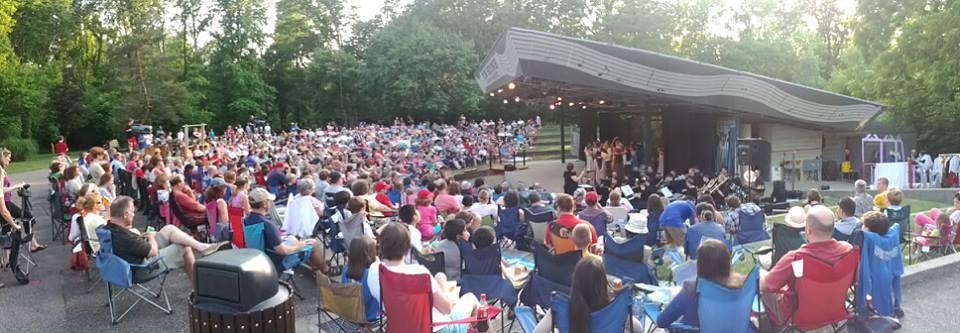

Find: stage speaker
<box><xmin>772</xmin><ymin>181</ymin><xmax>786</xmax><ymax>203</ymax></box>
<box><xmin>737</xmin><ymin>139</ymin><xmax>772</xmax><ymax>178</ymax></box>
<box><xmin>820</xmin><ymin>185</ymin><xmax>831</xmax><ymax>191</ymax></box>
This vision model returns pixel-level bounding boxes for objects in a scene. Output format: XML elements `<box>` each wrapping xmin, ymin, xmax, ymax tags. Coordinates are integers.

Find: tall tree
<box><xmin>207</xmin><ymin>0</ymin><xmax>275</xmax><ymax>129</ymax></box>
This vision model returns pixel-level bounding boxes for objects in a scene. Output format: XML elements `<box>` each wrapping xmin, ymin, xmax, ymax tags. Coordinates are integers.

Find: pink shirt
<box><xmin>416</xmin><ymin>204</ymin><xmax>439</xmax><ymax>241</ymax></box>
<box><xmin>434</xmin><ymin>193</ymin><xmax>462</xmax><ymax>214</ymax></box>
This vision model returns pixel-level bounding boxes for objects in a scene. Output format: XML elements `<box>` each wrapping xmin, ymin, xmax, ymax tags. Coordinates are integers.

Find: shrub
<box><xmin>1</xmin><ymin>138</ymin><xmax>39</xmax><ymax>162</ymax></box>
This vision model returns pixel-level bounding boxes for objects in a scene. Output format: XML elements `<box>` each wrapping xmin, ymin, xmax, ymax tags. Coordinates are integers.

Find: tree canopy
<box><xmin>0</xmin><ymin>0</ymin><xmax>957</xmax><ymax>152</ymax></box>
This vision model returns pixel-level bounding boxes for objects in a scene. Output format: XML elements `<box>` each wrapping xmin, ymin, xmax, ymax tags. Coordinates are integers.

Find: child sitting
<box><xmin>913</xmin><ymin>212</ymin><xmax>955</xmax><ymax>253</ymax></box>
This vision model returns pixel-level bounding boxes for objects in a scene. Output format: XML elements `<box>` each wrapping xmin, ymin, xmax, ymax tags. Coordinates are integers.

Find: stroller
<box><xmin>1</xmin><ymin>184</ymin><xmax>37</xmax><ymax>285</ymax></box>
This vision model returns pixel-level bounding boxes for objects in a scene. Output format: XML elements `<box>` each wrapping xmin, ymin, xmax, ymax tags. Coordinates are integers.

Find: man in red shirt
<box><xmin>170</xmin><ymin>175</ymin><xmax>207</xmax><ymax>226</ymax></box>
<box><xmin>546</xmin><ymin>193</ymin><xmax>597</xmax><ymax>255</ymax></box>
<box><xmin>760</xmin><ymin>205</ymin><xmax>855</xmax><ymax>325</ymax></box>
<box><xmin>54</xmin><ymin>136</ymin><xmax>69</xmax><ymax>156</ymax></box>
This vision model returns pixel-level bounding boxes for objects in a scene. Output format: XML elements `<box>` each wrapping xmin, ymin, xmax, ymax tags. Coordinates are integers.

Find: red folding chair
<box><xmin>774</xmin><ymin>248</ymin><xmax>860</xmax><ymax>332</ymax></box>
<box><xmin>228</xmin><ymin>206</ymin><xmax>246</xmax><ymax>248</ymax></box>
<box><xmin>378</xmin><ymin>264</ymin><xmax>501</xmax><ymax>333</ymax></box>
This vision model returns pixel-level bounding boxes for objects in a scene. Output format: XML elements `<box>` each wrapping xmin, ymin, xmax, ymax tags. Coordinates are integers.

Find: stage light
<box><xmin>497</xmin><ymin>89</ymin><xmax>503</xmax><ymax>93</ymax></box>
<box><xmin>503</xmin><ymin>99</ymin><xmax>509</xmax><ymax>104</ymax></box>
<box><xmin>557</xmin><ymin>97</ymin><xmax>563</xmax><ymax>101</ymax></box>
<box><xmin>489</xmin><ymin>92</ymin><xmax>495</xmax><ymax>96</ymax></box>
<box><xmin>549</xmin><ymin>105</ymin><xmax>556</xmax><ymax>110</ymax></box>
<box><xmin>599</xmin><ymin>100</ymin><xmax>605</xmax><ymax>104</ymax></box>
<box><xmin>514</xmin><ymin>96</ymin><xmax>521</xmax><ymax>102</ymax></box>
<box><xmin>581</xmin><ymin>105</ymin><xmax>587</xmax><ymax>110</ymax></box>
<box><xmin>568</xmin><ymin>102</ymin><xmax>575</xmax><ymax>106</ymax></box>
<box><xmin>508</xmin><ymin>82</ymin><xmax>516</xmax><ymax>90</ymax></box>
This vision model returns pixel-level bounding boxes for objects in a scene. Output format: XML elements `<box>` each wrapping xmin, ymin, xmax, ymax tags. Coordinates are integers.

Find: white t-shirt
<box><xmin>366</xmin><ymin>261</ymin><xmax>452</xmax><ymax>332</ymax></box>
<box><xmin>469</xmin><ymin>203</ymin><xmax>498</xmax><ymax>218</ymax></box>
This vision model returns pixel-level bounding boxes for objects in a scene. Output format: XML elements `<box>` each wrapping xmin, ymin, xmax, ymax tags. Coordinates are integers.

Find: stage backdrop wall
<box><xmin>663</xmin><ymin>109</ymin><xmax>718</xmax><ymax>174</ymax></box>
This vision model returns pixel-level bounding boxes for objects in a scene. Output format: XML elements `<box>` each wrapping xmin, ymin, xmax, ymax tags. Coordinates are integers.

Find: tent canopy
<box><xmin>475</xmin><ymin>28</ymin><xmax>885</xmax><ymax>131</ymax></box>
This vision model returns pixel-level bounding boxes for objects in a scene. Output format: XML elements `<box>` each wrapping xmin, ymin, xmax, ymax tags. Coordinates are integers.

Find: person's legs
<box><xmin>157</xmin><ymin>224</ymin><xmax>211</xmax><ymax>252</ymax></box>
<box><xmin>306</xmin><ymin>243</ymin><xmax>328</xmax><ymax>273</ymax></box>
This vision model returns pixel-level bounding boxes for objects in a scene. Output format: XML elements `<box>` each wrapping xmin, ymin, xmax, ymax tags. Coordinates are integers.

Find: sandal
<box><xmin>31</xmin><ymin>245</ymin><xmax>48</xmax><ymax>253</ymax></box>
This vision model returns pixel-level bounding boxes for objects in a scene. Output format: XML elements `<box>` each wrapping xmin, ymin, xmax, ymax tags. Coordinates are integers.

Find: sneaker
<box><xmin>200</xmin><ymin>242</ymin><xmax>230</xmax><ymax>256</ymax></box>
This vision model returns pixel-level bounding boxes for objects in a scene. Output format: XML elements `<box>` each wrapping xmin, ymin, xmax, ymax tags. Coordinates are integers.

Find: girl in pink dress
<box><xmin>415</xmin><ymin>189</ymin><xmax>439</xmax><ymax>241</ymax></box>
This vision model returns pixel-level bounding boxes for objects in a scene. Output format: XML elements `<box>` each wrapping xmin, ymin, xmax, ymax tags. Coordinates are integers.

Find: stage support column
<box><xmin>578</xmin><ymin>107</ymin><xmax>597</xmax><ymax>161</ymax></box>
<box><xmin>560</xmin><ymin>107</ymin><xmax>566</xmax><ymax>163</ymax></box>
<box><xmin>642</xmin><ymin>108</ymin><xmax>653</xmax><ymax>165</ymax></box>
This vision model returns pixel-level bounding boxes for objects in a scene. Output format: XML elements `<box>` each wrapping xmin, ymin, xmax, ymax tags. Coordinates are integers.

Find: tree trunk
<box><xmin>134</xmin><ymin>46</ymin><xmax>154</xmax><ymax>122</ymax></box>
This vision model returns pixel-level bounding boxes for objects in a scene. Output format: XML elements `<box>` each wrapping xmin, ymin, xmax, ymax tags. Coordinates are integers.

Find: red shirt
<box><xmin>763</xmin><ymin>240</ymin><xmax>854</xmax><ymax>293</ymax></box>
<box><xmin>376</xmin><ymin>193</ymin><xmax>396</xmax><ymax>217</ymax></box>
<box><xmin>55</xmin><ymin>141</ymin><xmax>69</xmax><ymax>155</ymax></box>
<box><xmin>546</xmin><ymin>213</ymin><xmax>597</xmax><ymax>253</ymax></box>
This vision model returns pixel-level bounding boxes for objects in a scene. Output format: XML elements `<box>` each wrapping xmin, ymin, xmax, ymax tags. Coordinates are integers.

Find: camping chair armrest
<box><xmin>515</xmin><ymin>306</ymin><xmax>538</xmax><ymax>333</ymax></box>
<box><xmin>747</xmin><ymin>246</ymin><xmax>774</xmax><ymax>256</ymax></box>
<box><xmin>430</xmin><ymin>306</ymin><xmax>503</xmax><ymax>328</ymax></box>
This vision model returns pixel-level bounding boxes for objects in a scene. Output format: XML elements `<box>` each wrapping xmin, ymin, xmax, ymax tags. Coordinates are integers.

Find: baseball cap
<box><xmin>375</xmin><ymin>181</ymin><xmax>390</xmax><ymax>192</ymax></box>
<box><xmin>585</xmin><ymin>191</ymin><xmax>599</xmax><ymax>203</ymax></box>
<box><xmin>418</xmin><ymin>189</ymin><xmax>432</xmax><ymax>200</ymax></box>
<box><xmin>249</xmin><ymin>188</ymin><xmax>276</xmax><ymax>203</ymax></box>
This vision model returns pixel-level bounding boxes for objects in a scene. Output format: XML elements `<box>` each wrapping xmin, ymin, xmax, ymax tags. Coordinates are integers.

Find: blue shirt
<box><xmin>657</xmin><ymin>280</ymin><xmax>699</xmax><ymax>329</ymax></box>
<box><xmin>266</xmin><ymin>170</ymin><xmax>286</xmax><ymax>189</ymax></box>
<box><xmin>243</xmin><ymin>212</ymin><xmax>282</xmax><ymax>250</ymax></box>
<box><xmin>661</xmin><ymin>201</ymin><xmax>696</xmax><ymax>228</ymax></box>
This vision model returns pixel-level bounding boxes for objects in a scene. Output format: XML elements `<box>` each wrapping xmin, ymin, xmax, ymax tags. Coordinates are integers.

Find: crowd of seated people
<box><xmin>14</xmin><ymin>115</ymin><xmax>936</xmax><ymax>332</ymax></box>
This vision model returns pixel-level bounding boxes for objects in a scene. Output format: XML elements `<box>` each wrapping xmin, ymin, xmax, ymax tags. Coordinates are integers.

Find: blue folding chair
<box><xmin>644</xmin><ymin>266</ymin><xmax>761</xmax><ymax>333</ymax></box>
<box><xmin>517</xmin><ymin>287</ymin><xmax>635</xmax><ymax>333</ymax></box>
<box><xmin>735</xmin><ymin>209</ymin><xmax>770</xmax><ymax>245</ymax></box>
<box><xmin>94</xmin><ymin>226</ymin><xmax>173</xmax><ymax>324</ymax></box>
<box><xmin>532</xmin><ymin>243</ymin><xmax>581</xmax><ymax>287</ymax></box>
<box><xmin>243</xmin><ymin>222</ymin><xmax>310</xmax><ymax>300</ymax></box>
<box><xmin>603</xmin><ymin>234</ymin><xmax>656</xmax><ymax>285</ymax></box>
<box><xmin>578</xmin><ymin>211</ymin><xmax>609</xmax><ymax>237</ymax></box>
<box><xmin>458</xmin><ymin>240</ymin><xmax>519</xmax><ymax>331</ymax></box>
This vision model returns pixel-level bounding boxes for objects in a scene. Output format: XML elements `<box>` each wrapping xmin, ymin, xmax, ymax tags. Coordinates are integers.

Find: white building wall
<box><xmin>754</xmin><ymin>123</ymin><xmax>823</xmax><ymax>165</ymax></box>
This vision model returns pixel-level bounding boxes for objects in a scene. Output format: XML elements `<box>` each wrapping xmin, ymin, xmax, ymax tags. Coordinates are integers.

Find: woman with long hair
<box><xmin>657</xmin><ymin>239</ymin><xmax>746</xmax><ymax>329</ymax></box>
<box><xmin>533</xmin><ymin>256</ymin><xmax>641</xmax><ymax>333</ymax></box>
<box><xmin>342</xmin><ymin>236</ymin><xmax>381</xmax><ymax>322</ymax></box>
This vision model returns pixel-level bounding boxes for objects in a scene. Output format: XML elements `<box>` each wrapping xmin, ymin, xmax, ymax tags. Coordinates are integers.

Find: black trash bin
<box><xmin>189</xmin><ymin>249</ymin><xmax>296</xmax><ymax>332</ymax></box>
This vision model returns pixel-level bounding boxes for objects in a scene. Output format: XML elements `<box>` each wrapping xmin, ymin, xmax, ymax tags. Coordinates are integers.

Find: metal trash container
<box><xmin>189</xmin><ymin>249</ymin><xmax>295</xmax><ymax>332</ymax></box>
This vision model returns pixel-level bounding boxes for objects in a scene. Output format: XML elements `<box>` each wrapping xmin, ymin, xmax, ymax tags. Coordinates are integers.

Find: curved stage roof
<box><xmin>476</xmin><ymin>28</ymin><xmax>884</xmax><ymax>131</ymax></box>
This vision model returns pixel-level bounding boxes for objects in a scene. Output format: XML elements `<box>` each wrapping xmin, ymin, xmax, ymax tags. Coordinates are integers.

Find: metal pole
<box><xmin>561</xmin><ymin>107</ymin><xmax>566</xmax><ymax>164</ymax></box>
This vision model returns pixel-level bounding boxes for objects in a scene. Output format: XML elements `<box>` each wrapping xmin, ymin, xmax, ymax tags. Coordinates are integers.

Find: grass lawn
<box><xmin>6</xmin><ymin>153</ymin><xmax>56</xmax><ymax>175</ymax></box>
<box><xmin>766</xmin><ymin>197</ymin><xmax>949</xmax><ymax>225</ymax></box>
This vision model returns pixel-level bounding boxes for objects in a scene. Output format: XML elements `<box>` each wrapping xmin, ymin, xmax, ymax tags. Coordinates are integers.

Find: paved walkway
<box><xmin>0</xmin><ymin>167</ymin><xmax>950</xmax><ymax>332</ymax></box>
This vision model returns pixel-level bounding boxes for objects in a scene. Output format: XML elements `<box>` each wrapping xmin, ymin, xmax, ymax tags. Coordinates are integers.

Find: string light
<box><xmin>557</xmin><ymin>97</ymin><xmax>563</xmax><ymax>101</ymax></box>
<box><xmin>508</xmin><ymin>82</ymin><xmax>516</xmax><ymax>90</ymax></box>
<box><xmin>549</xmin><ymin>105</ymin><xmax>556</xmax><ymax>110</ymax></box>
<box><xmin>581</xmin><ymin>105</ymin><xmax>587</xmax><ymax>110</ymax></box>
<box><xmin>503</xmin><ymin>99</ymin><xmax>509</xmax><ymax>104</ymax></box>
<box><xmin>497</xmin><ymin>89</ymin><xmax>503</xmax><ymax>93</ymax></box>
<box><xmin>489</xmin><ymin>93</ymin><xmax>495</xmax><ymax>97</ymax></box>
<box><xmin>568</xmin><ymin>102</ymin><xmax>575</xmax><ymax>107</ymax></box>
<box><xmin>599</xmin><ymin>100</ymin><xmax>605</xmax><ymax>105</ymax></box>
<box><xmin>514</xmin><ymin>96</ymin><xmax>521</xmax><ymax>102</ymax></box>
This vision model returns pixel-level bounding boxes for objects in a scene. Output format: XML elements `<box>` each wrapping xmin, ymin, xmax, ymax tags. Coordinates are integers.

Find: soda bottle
<box><xmin>476</xmin><ymin>293</ymin><xmax>489</xmax><ymax>332</ymax></box>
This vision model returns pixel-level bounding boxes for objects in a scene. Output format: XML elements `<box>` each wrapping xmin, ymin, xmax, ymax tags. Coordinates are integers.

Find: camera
<box><xmin>17</xmin><ymin>183</ymin><xmax>31</xmax><ymax>198</ymax></box>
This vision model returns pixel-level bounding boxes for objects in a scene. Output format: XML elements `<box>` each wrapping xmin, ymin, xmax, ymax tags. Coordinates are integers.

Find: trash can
<box><xmin>189</xmin><ymin>249</ymin><xmax>296</xmax><ymax>332</ymax></box>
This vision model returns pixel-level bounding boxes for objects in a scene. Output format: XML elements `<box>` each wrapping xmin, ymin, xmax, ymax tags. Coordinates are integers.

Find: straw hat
<box><xmin>783</xmin><ymin>206</ymin><xmax>807</xmax><ymax>228</ymax></box>
<box><xmin>624</xmin><ymin>210</ymin><xmax>649</xmax><ymax>234</ymax></box>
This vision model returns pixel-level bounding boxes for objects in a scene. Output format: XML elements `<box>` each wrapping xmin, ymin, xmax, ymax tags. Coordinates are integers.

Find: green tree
<box><xmin>361</xmin><ymin>20</ymin><xmax>480</xmax><ymax>122</ymax></box>
<box><xmin>207</xmin><ymin>0</ymin><xmax>275</xmax><ymax>129</ymax></box>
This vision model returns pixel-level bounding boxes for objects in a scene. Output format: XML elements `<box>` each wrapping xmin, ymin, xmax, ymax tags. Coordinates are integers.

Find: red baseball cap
<box><xmin>585</xmin><ymin>191</ymin><xmax>599</xmax><ymax>203</ymax></box>
<box><xmin>418</xmin><ymin>189</ymin><xmax>432</xmax><ymax>200</ymax></box>
<box><xmin>375</xmin><ymin>181</ymin><xmax>390</xmax><ymax>192</ymax></box>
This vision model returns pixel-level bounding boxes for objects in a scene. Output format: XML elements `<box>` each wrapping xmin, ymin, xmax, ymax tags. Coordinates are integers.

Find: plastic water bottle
<box><xmin>476</xmin><ymin>293</ymin><xmax>489</xmax><ymax>332</ymax></box>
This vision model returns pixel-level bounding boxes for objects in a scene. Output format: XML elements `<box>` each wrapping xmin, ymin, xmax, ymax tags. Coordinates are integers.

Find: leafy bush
<box><xmin>1</xmin><ymin>138</ymin><xmax>39</xmax><ymax>162</ymax></box>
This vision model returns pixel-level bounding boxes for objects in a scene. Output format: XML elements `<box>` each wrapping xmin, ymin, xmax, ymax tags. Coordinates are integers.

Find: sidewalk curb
<box><xmin>902</xmin><ymin>252</ymin><xmax>960</xmax><ymax>285</ymax></box>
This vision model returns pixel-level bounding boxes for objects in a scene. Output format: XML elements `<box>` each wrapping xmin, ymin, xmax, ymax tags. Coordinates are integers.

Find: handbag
<box><xmin>846</xmin><ymin>311</ymin><xmax>901</xmax><ymax>333</ymax></box>
<box><xmin>70</xmin><ymin>245</ymin><xmax>91</xmax><ymax>272</ymax></box>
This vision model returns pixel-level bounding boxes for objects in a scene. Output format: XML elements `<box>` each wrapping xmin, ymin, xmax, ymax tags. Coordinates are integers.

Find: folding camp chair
<box><xmin>578</xmin><ymin>211</ymin><xmax>609</xmax><ymax>237</ymax></box>
<box><xmin>606</xmin><ymin>206</ymin><xmax>630</xmax><ymax>230</ymax></box>
<box><xmin>458</xmin><ymin>241</ymin><xmax>519</xmax><ymax>332</ymax></box>
<box><xmin>243</xmin><ymin>222</ymin><xmax>309</xmax><ymax>300</ymax></box>
<box><xmin>517</xmin><ymin>287</ymin><xmax>635</xmax><ymax>333</ymax></box>
<box><xmin>532</xmin><ymin>243</ymin><xmax>581</xmax><ymax>287</ymax></box>
<box><xmin>94</xmin><ymin>226</ymin><xmax>173</xmax><ymax>324</ymax></box>
<box><xmin>644</xmin><ymin>266</ymin><xmax>761</xmax><ymax>333</ymax></box>
<box><xmin>227</xmin><ymin>207</ymin><xmax>246</xmax><ymax>248</ymax></box>
<box><xmin>771</xmin><ymin>223</ymin><xmax>806</xmax><ymax>266</ymax></box>
<box><xmin>48</xmin><ymin>178</ymin><xmax>71</xmax><ymax>244</ymax></box>
<box><xmin>497</xmin><ymin>207</ymin><xmax>528</xmax><ymax>250</ymax></box>
<box><xmin>773</xmin><ymin>248</ymin><xmax>860</xmax><ymax>332</ymax></box>
<box><xmin>886</xmin><ymin>205</ymin><xmax>911</xmax><ymax>253</ymax></box>
<box><xmin>316</xmin><ymin>274</ymin><xmax>381</xmax><ymax>333</ymax></box>
<box><xmin>168</xmin><ymin>193</ymin><xmax>210</xmax><ymax>242</ymax></box>
<box><xmin>603</xmin><ymin>234</ymin><xmax>656</xmax><ymax>285</ymax></box>
<box><xmin>735</xmin><ymin>209</ymin><xmax>770</xmax><ymax>245</ymax></box>
<box><xmin>411</xmin><ymin>247</ymin><xmax>445</xmax><ymax>276</ymax></box>
<box><xmin>522</xmin><ymin>207</ymin><xmax>554</xmax><ymax>246</ymax></box>
<box><xmin>73</xmin><ymin>216</ymin><xmax>101</xmax><ymax>293</ymax></box>
<box><xmin>858</xmin><ymin>224</ymin><xmax>903</xmax><ymax>318</ymax></box>
<box><xmin>378</xmin><ymin>264</ymin><xmax>501</xmax><ymax>333</ymax></box>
